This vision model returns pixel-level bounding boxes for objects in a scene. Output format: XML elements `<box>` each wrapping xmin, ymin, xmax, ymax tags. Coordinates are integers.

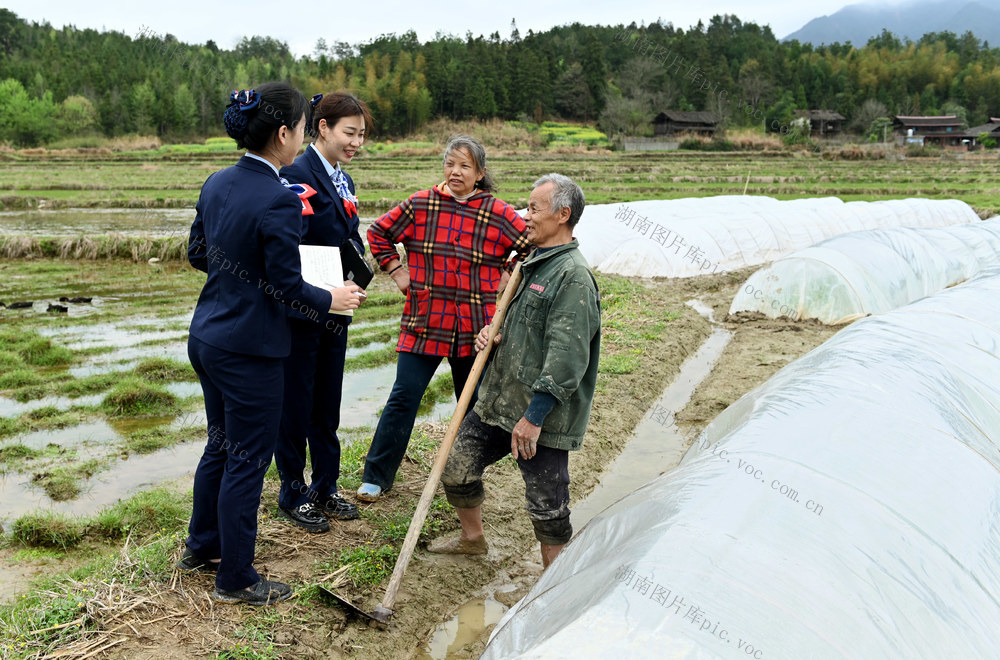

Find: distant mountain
<box><xmin>784</xmin><ymin>1</ymin><xmax>1000</xmax><ymax>45</ymax></box>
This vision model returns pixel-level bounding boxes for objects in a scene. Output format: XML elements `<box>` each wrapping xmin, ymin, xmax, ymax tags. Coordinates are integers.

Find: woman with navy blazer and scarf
<box><xmin>179</xmin><ymin>83</ymin><xmax>363</xmax><ymax>606</ymax></box>
<box><xmin>272</xmin><ymin>92</ymin><xmax>375</xmax><ymax>533</ymax></box>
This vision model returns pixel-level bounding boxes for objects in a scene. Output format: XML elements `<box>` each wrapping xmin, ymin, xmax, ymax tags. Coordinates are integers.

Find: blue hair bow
<box><xmin>228</xmin><ymin>89</ymin><xmax>260</xmax><ymax>112</ymax></box>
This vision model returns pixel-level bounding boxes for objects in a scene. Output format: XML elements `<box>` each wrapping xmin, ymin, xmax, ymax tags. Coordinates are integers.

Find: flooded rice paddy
<box><xmin>0</xmin><ymin>209</ymin><xmax>446</xmax><ymax>528</ymax></box>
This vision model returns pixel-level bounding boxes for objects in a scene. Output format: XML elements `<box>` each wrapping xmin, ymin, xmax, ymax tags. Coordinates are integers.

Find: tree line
<box><xmin>0</xmin><ymin>9</ymin><xmax>998</xmax><ymax>147</ymax></box>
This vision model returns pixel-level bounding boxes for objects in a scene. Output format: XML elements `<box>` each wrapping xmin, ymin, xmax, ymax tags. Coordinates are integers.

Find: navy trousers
<box><xmin>185</xmin><ymin>336</ymin><xmax>283</xmax><ymax>591</ymax></box>
<box><xmin>274</xmin><ymin>316</ymin><xmax>349</xmax><ymax>509</ymax></box>
<box><xmin>362</xmin><ymin>350</ymin><xmax>477</xmax><ymax>491</ymax></box>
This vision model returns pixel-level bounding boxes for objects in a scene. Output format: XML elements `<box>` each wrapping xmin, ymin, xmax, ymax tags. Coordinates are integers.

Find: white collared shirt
<box><xmin>244</xmin><ymin>152</ymin><xmax>279</xmax><ymax>177</ymax></box>
<box><xmin>310</xmin><ymin>143</ymin><xmax>339</xmax><ymax>179</ymax></box>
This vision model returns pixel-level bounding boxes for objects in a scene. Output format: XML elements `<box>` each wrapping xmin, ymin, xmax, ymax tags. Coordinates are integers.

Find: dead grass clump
<box><xmin>414</xmin><ymin>118</ymin><xmax>548</xmax><ymax>150</ymax></box>
<box><xmin>58</xmin><ymin>236</ymin><xmax>100</xmax><ymax>259</ymax></box>
<box><xmin>729</xmin><ymin>133</ymin><xmax>784</xmax><ymax>151</ymax></box>
<box><xmin>108</xmin><ymin>135</ymin><xmax>162</xmax><ymax>151</ymax></box>
<box><xmin>0</xmin><ymin>195</ymin><xmax>39</xmax><ymax>210</ymax></box>
<box><xmin>822</xmin><ymin>144</ymin><xmax>866</xmax><ymax>160</ymax></box>
<box><xmin>1</xmin><ymin>235</ymin><xmax>41</xmax><ymax>258</ymax></box>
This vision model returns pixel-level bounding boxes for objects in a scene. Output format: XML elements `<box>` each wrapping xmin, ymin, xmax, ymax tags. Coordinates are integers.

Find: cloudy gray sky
<box><xmin>2</xmin><ymin>1</ymin><xmax>881</xmax><ymax>56</ymax></box>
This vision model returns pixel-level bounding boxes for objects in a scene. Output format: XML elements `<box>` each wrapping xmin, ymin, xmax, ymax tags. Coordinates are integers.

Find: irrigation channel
<box><xmin>416</xmin><ymin>300</ymin><xmax>732</xmax><ymax>659</ymax></box>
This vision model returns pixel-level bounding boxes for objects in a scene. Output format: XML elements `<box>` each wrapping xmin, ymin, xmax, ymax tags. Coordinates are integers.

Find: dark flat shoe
<box><xmin>212</xmin><ymin>579</ymin><xmax>292</xmax><ymax>606</ymax></box>
<box><xmin>320</xmin><ymin>493</ymin><xmax>359</xmax><ymax>521</ymax></box>
<box><xmin>278</xmin><ymin>502</ymin><xmax>330</xmax><ymax>533</ymax></box>
<box><xmin>176</xmin><ymin>547</ymin><xmax>220</xmax><ymax>573</ymax></box>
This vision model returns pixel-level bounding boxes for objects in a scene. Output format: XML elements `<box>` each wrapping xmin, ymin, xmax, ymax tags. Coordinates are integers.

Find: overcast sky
<box><xmin>2</xmin><ymin>1</ymin><xmax>889</xmax><ymax>57</ymax></box>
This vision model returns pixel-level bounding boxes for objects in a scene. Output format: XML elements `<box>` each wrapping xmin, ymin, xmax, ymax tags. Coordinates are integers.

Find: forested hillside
<box><xmin>1</xmin><ymin>9</ymin><xmax>998</xmax><ymax>146</ymax></box>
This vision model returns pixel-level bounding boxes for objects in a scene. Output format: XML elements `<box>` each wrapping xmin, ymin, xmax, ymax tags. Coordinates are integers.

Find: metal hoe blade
<box><xmin>317</xmin><ymin>586</ymin><xmax>387</xmax><ymax>628</ymax></box>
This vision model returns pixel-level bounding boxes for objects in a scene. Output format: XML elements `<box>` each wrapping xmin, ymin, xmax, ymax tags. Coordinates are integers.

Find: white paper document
<box><xmin>298</xmin><ymin>245</ymin><xmax>351</xmax><ymax>316</ymax></box>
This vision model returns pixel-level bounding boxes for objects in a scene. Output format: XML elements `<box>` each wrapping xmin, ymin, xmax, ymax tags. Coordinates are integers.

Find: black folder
<box><xmin>340</xmin><ymin>240</ymin><xmax>374</xmax><ymax>289</ymax></box>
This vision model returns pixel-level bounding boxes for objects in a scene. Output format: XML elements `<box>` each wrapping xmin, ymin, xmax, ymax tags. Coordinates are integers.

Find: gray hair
<box><xmin>443</xmin><ymin>135</ymin><xmax>495</xmax><ymax>192</ymax></box>
<box><xmin>532</xmin><ymin>173</ymin><xmax>585</xmax><ymax>228</ymax></box>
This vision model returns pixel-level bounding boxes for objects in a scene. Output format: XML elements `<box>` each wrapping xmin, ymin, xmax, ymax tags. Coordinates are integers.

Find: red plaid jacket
<box><xmin>368</xmin><ymin>185</ymin><xmax>530</xmax><ymax>357</ymax></box>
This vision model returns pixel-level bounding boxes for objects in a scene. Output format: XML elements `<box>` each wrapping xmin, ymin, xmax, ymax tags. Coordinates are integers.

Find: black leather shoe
<box><xmin>213</xmin><ymin>578</ymin><xmax>292</xmax><ymax>606</ymax></box>
<box><xmin>177</xmin><ymin>547</ymin><xmax>220</xmax><ymax>573</ymax></box>
<box><xmin>320</xmin><ymin>493</ymin><xmax>359</xmax><ymax>520</ymax></box>
<box><xmin>278</xmin><ymin>503</ymin><xmax>330</xmax><ymax>533</ymax></box>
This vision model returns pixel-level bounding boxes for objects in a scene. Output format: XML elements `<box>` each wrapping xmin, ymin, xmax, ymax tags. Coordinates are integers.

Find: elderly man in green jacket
<box><xmin>428</xmin><ymin>173</ymin><xmax>601</xmax><ymax>569</ymax></box>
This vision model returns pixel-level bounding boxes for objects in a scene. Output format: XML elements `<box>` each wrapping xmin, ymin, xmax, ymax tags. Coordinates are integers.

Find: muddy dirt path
<box><xmin>31</xmin><ymin>270</ymin><xmax>844</xmax><ymax>660</ymax></box>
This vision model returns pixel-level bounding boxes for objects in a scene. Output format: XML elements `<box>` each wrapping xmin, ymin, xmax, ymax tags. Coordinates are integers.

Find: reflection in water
<box><xmin>417</xmin><ymin>598</ymin><xmax>508</xmax><ymax>660</ymax></box>
<box><xmin>0</xmin><ymin>349</ymin><xmax>448</xmax><ymax>523</ymax></box>
<box><xmin>0</xmin><ymin>394</ymin><xmax>103</xmax><ymax>417</ymax></box>
<box><xmin>571</xmin><ymin>306</ymin><xmax>731</xmax><ymax>529</ymax></box>
<box><xmin>0</xmin><ymin>442</ymin><xmax>206</xmax><ymax>526</ymax></box>
<box><xmin>0</xmin><ymin>208</ymin><xmax>195</xmax><ymax>237</ymax></box>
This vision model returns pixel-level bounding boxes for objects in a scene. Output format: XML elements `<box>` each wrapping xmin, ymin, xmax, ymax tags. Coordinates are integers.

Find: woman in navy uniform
<box><xmin>180</xmin><ymin>82</ymin><xmax>363</xmax><ymax>605</ymax></box>
<box><xmin>273</xmin><ymin>92</ymin><xmax>375</xmax><ymax>532</ymax></box>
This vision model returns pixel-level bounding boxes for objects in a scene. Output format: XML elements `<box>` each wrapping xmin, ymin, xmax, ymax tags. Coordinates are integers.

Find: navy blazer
<box><xmin>279</xmin><ymin>146</ymin><xmax>365</xmax><ymax>324</ymax></box>
<box><xmin>188</xmin><ymin>155</ymin><xmax>333</xmax><ymax>358</ymax></box>
<box><xmin>280</xmin><ymin>146</ymin><xmax>364</xmax><ymax>255</ymax></box>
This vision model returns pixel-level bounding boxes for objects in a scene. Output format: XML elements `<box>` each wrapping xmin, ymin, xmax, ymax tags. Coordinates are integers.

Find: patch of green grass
<box><xmin>9</xmin><ymin>513</ymin><xmax>85</xmax><ymax>549</ymax></box>
<box><xmin>99</xmin><ymin>377</ymin><xmax>178</xmax><ymax>417</ymax></box>
<box><xmin>417</xmin><ymin>371</ymin><xmax>454</xmax><ymax>416</ymax></box>
<box><xmin>369</xmin><ymin>511</ymin><xmax>411</xmax><ymax>543</ymax></box>
<box><xmin>217</xmin><ymin>645</ymin><xmax>281</xmax><ymax>660</ymax></box>
<box><xmin>0</xmin><ymin>443</ymin><xmax>41</xmax><ymax>464</ymax></box>
<box><xmin>57</xmin><ymin>372</ymin><xmax>120</xmax><ymax>397</ymax></box>
<box><xmin>22</xmin><ymin>406</ymin><xmax>62</xmax><ymax>422</ymax></box>
<box><xmin>0</xmin><ymin>418</ymin><xmax>21</xmax><ymax>439</ymax></box>
<box><xmin>15</xmin><ymin>336</ymin><xmax>74</xmax><ymax>367</ymax></box>
<box><xmin>131</xmin><ymin>357</ymin><xmax>196</xmax><ymax>381</ymax></box>
<box><xmin>120</xmin><ymin>424</ymin><xmax>201</xmax><ymax>455</ymax></box>
<box><xmin>0</xmin><ymin>350</ymin><xmax>22</xmax><ymax>367</ymax></box>
<box><xmin>347</xmin><ymin>324</ymin><xmax>397</xmax><ymax>348</ymax></box>
<box><xmin>343</xmin><ymin>343</ymin><xmax>397</xmax><ymax>372</ymax></box>
<box><xmin>0</xmin><ymin>368</ymin><xmax>42</xmax><ymax>389</ymax></box>
<box><xmin>0</xmin><ymin>405</ymin><xmax>92</xmax><ymax>443</ymax></box>
<box><xmin>31</xmin><ymin>459</ymin><xmax>102</xmax><ymax>501</ymax></box>
<box><xmin>366</xmin><ymin>496</ymin><xmax>453</xmax><ymax>543</ymax></box>
<box><xmin>336</xmin><ymin>426</ymin><xmax>375</xmax><ymax>491</ymax></box>
<box><xmin>11</xmin><ymin>546</ymin><xmax>66</xmax><ymax>561</ymax></box>
<box><xmin>89</xmin><ymin>487</ymin><xmax>188</xmax><ymax>540</ymax></box>
<box><xmin>599</xmin><ymin>353</ymin><xmax>639</xmax><ymax>375</ymax></box>
<box><xmin>333</xmin><ymin>544</ymin><xmax>398</xmax><ymax>587</ymax></box>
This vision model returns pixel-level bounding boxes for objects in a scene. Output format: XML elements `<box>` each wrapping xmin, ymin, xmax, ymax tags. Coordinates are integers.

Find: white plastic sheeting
<box><xmin>574</xmin><ymin>196</ymin><xmax>979</xmax><ymax>278</ymax></box>
<box><xmin>483</xmin><ymin>268</ymin><xmax>1000</xmax><ymax>659</ymax></box>
<box><xmin>729</xmin><ymin>218</ymin><xmax>1000</xmax><ymax>324</ymax></box>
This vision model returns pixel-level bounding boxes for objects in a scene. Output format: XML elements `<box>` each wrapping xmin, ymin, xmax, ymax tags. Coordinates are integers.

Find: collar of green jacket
<box><xmin>523</xmin><ymin>238</ymin><xmax>580</xmax><ymax>268</ymax></box>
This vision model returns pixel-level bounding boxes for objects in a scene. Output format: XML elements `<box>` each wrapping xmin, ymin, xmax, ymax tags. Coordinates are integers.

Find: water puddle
<box><xmin>571</xmin><ymin>303</ymin><xmax>730</xmax><ymax>528</ymax></box>
<box><xmin>2</xmin><ymin>420</ymin><xmax>118</xmax><ymax>453</ymax></box>
<box><xmin>0</xmin><ymin>394</ymin><xmax>103</xmax><ymax>417</ymax></box>
<box><xmin>0</xmin><ymin>208</ymin><xmax>195</xmax><ymax>236</ymax></box>
<box><xmin>0</xmin><ymin>355</ymin><xmax>447</xmax><ymax>524</ymax></box>
<box><xmin>0</xmin><ymin>441</ymin><xmax>205</xmax><ymax>526</ymax></box>
<box><xmin>416</xmin><ymin>597</ymin><xmax>508</xmax><ymax>660</ymax></box>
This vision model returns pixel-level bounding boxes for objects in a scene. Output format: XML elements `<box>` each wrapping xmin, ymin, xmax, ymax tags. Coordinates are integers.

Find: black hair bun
<box><xmin>223</xmin><ymin>89</ymin><xmax>260</xmax><ymax>140</ymax></box>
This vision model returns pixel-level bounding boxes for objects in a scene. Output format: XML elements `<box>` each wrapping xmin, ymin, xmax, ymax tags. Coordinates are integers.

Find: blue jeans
<box><xmin>361</xmin><ymin>351</ymin><xmax>477</xmax><ymax>490</ymax></box>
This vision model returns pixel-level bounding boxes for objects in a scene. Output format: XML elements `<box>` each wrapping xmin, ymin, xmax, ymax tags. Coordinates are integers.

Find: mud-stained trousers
<box><xmin>441</xmin><ymin>409</ymin><xmax>572</xmax><ymax>545</ymax></box>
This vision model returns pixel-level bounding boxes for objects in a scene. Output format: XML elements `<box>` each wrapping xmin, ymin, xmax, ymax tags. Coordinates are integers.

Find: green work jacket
<box><xmin>474</xmin><ymin>239</ymin><xmax>602</xmax><ymax>451</ymax></box>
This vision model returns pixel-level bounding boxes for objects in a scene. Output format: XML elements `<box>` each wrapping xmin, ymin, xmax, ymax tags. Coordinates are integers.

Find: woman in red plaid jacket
<box><xmin>357</xmin><ymin>136</ymin><xmax>531</xmax><ymax>501</ymax></box>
